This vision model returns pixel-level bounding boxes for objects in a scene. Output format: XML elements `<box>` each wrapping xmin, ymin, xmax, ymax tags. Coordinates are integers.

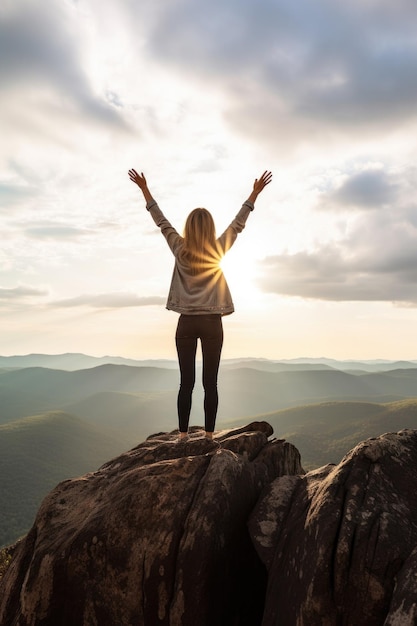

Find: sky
<box><xmin>1</xmin><ymin>0</ymin><xmax>417</xmax><ymax>361</ymax></box>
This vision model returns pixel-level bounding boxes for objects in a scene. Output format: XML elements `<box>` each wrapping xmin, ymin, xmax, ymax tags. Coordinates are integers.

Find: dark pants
<box><xmin>175</xmin><ymin>314</ymin><xmax>224</xmax><ymax>433</ymax></box>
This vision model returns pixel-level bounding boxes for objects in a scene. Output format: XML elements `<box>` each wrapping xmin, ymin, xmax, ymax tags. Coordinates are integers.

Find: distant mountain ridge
<box><xmin>0</xmin><ymin>352</ymin><xmax>416</xmax><ymax>372</ymax></box>
<box><xmin>2</xmin><ymin>363</ymin><xmax>417</xmax><ymax>431</ymax></box>
<box><xmin>0</xmin><ymin>353</ymin><xmax>178</xmax><ymax>371</ymax></box>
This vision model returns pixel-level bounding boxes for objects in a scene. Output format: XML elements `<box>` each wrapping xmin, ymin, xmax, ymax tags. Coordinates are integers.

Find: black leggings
<box><xmin>175</xmin><ymin>314</ymin><xmax>224</xmax><ymax>433</ymax></box>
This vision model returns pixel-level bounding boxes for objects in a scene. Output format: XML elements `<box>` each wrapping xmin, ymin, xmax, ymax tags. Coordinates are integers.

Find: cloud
<box><xmin>259</xmin><ymin>167</ymin><xmax>417</xmax><ymax>305</ymax></box>
<box><xmin>23</xmin><ymin>224</ymin><xmax>93</xmax><ymax>240</ymax></box>
<box><xmin>52</xmin><ymin>293</ymin><xmax>166</xmax><ymax>309</ymax></box>
<box><xmin>259</xmin><ymin>238</ymin><xmax>417</xmax><ymax>305</ymax></box>
<box><xmin>319</xmin><ymin>168</ymin><xmax>400</xmax><ymax>211</ymax></box>
<box><xmin>0</xmin><ymin>0</ymin><xmax>127</xmax><ymax>143</ymax></box>
<box><xmin>0</xmin><ymin>285</ymin><xmax>48</xmax><ymax>300</ymax></box>
<box><xmin>0</xmin><ymin>183</ymin><xmax>38</xmax><ymax>208</ymax></box>
<box><xmin>138</xmin><ymin>0</ymin><xmax>417</xmax><ymax>145</ymax></box>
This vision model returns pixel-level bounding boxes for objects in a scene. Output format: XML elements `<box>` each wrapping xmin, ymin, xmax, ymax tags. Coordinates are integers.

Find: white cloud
<box><xmin>133</xmin><ymin>0</ymin><xmax>417</xmax><ymax>147</ymax></box>
<box><xmin>0</xmin><ymin>285</ymin><xmax>48</xmax><ymax>300</ymax></box>
<box><xmin>0</xmin><ymin>183</ymin><xmax>38</xmax><ymax>209</ymax></box>
<box><xmin>23</xmin><ymin>223</ymin><xmax>94</xmax><ymax>240</ymax></box>
<box><xmin>259</xmin><ymin>167</ymin><xmax>417</xmax><ymax>304</ymax></box>
<box><xmin>51</xmin><ymin>292</ymin><xmax>166</xmax><ymax>309</ymax></box>
<box><xmin>0</xmin><ymin>0</ymin><xmax>129</xmax><ymax>158</ymax></box>
<box><xmin>319</xmin><ymin>168</ymin><xmax>400</xmax><ymax>211</ymax></box>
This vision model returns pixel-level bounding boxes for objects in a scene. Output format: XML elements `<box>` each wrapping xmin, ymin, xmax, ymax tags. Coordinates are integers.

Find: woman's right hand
<box><xmin>128</xmin><ymin>169</ymin><xmax>148</xmax><ymax>190</ymax></box>
<box><xmin>128</xmin><ymin>169</ymin><xmax>154</xmax><ymax>204</ymax></box>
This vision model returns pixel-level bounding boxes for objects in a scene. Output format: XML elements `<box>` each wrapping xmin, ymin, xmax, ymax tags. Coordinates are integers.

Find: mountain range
<box><xmin>1</xmin><ymin>352</ymin><xmax>417</xmax><ymax>372</ymax></box>
<box><xmin>1</xmin><ymin>353</ymin><xmax>417</xmax><ymax>547</ymax></box>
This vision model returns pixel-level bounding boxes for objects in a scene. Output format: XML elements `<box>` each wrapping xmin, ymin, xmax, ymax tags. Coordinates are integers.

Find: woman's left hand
<box><xmin>253</xmin><ymin>171</ymin><xmax>272</xmax><ymax>195</ymax></box>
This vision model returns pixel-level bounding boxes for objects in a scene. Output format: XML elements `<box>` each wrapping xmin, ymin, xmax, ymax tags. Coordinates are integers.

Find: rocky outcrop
<box><xmin>249</xmin><ymin>429</ymin><xmax>417</xmax><ymax>626</ymax></box>
<box><xmin>6</xmin><ymin>420</ymin><xmax>417</xmax><ymax>626</ymax></box>
<box><xmin>0</xmin><ymin>421</ymin><xmax>303</xmax><ymax>626</ymax></box>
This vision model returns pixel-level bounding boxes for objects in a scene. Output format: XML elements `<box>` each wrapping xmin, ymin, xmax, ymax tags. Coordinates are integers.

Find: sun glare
<box><xmin>220</xmin><ymin>249</ymin><xmax>261</xmax><ymax>308</ymax></box>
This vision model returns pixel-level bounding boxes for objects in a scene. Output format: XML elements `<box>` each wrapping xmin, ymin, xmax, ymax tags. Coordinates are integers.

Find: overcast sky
<box><xmin>1</xmin><ymin>0</ymin><xmax>417</xmax><ymax>360</ymax></box>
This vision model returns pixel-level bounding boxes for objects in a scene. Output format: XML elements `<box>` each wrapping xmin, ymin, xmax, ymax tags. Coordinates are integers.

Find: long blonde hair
<box><xmin>181</xmin><ymin>208</ymin><xmax>220</xmax><ymax>274</ymax></box>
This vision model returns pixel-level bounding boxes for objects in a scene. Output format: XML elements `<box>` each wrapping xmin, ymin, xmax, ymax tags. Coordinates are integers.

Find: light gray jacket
<box><xmin>146</xmin><ymin>199</ymin><xmax>254</xmax><ymax>315</ymax></box>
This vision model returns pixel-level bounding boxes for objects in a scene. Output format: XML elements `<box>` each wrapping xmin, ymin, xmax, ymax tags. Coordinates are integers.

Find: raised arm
<box><xmin>246</xmin><ymin>170</ymin><xmax>272</xmax><ymax>205</ymax></box>
<box><xmin>128</xmin><ymin>169</ymin><xmax>155</xmax><ymax>205</ymax></box>
<box><xmin>217</xmin><ymin>170</ymin><xmax>273</xmax><ymax>255</ymax></box>
<box><xmin>128</xmin><ymin>168</ymin><xmax>183</xmax><ymax>254</ymax></box>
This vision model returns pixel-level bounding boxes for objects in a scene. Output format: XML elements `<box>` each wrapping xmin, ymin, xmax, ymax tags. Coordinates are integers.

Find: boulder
<box><xmin>0</xmin><ymin>422</ymin><xmax>303</xmax><ymax>626</ymax></box>
<box><xmin>249</xmin><ymin>429</ymin><xmax>417</xmax><ymax>626</ymax></box>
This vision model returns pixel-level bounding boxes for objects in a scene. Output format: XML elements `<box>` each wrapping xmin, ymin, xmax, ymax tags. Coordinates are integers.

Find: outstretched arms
<box><xmin>246</xmin><ymin>171</ymin><xmax>272</xmax><ymax>205</ymax></box>
<box><xmin>128</xmin><ymin>168</ymin><xmax>272</xmax><ymax>207</ymax></box>
<box><xmin>128</xmin><ymin>169</ymin><xmax>154</xmax><ymax>205</ymax></box>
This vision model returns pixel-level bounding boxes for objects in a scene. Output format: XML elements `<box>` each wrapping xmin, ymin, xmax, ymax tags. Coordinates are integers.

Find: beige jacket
<box><xmin>146</xmin><ymin>199</ymin><xmax>254</xmax><ymax>315</ymax></box>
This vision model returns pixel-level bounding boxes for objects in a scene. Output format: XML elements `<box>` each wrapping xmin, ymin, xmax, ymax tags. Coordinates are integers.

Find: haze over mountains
<box><xmin>1</xmin><ymin>353</ymin><xmax>417</xmax><ymax>547</ymax></box>
<box><xmin>1</xmin><ymin>352</ymin><xmax>417</xmax><ymax>372</ymax></box>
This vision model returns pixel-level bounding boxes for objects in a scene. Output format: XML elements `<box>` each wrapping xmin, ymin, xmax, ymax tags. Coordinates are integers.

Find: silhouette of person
<box><xmin>128</xmin><ymin>169</ymin><xmax>272</xmax><ymax>442</ymax></box>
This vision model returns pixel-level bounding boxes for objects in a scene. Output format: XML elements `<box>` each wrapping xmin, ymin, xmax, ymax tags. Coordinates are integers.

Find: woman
<box><xmin>128</xmin><ymin>168</ymin><xmax>272</xmax><ymax>442</ymax></box>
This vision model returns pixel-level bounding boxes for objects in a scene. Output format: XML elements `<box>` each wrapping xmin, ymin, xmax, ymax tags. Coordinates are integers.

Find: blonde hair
<box><xmin>181</xmin><ymin>208</ymin><xmax>220</xmax><ymax>274</ymax></box>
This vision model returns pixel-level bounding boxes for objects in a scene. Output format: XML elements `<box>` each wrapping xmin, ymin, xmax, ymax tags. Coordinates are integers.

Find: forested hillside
<box><xmin>1</xmin><ymin>357</ymin><xmax>417</xmax><ymax>546</ymax></box>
